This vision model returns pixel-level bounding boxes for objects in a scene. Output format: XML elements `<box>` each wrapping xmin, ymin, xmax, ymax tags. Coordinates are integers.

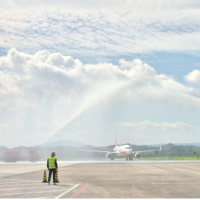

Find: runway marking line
<box><xmin>155</xmin><ymin>164</ymin><xmax>200</xmax><ymax>175</ymax></box>
<box><xmin>55</xmin><ymin>184</ymin><xmax>79</xmax><ymax>199</ymax></box>
<box><xmin>70</xmin><ymin>184</ymin><xmax>89</xmax><ymax>198</ymax></box>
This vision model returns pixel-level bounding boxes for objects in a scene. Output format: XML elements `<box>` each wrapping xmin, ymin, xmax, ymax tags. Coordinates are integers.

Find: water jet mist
<box><xmin>39</xmin><ymin>79</ymin><xmax>134</xmax><ymax>146</ymax></box>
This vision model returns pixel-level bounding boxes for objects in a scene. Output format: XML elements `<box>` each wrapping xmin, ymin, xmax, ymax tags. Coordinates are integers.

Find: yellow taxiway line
<box><xmin>155</xmin><ymin>164</ymin><xmax>200</xmax><ymax>175</ymax></box>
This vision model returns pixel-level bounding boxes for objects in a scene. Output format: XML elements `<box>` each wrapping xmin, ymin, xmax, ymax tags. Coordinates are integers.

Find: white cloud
<box><xmin>1</xmin><ymin>0</ymin><xmax>200</xmax><ymax>14</ymax></box>
<box><xmin>120</xmin><ymin>121</ymin><xmax>195</xmax><ymax>131</ymax></box>
<box><xmin>119</xmin><ymin>121</ymin><xmax>200</xmax><ymax>144</ymax></box>
<box><xmin>185</xmin><ymin>70</ymin><xmax>200</xmax><ymax>83</ymax></box>
<box><xmin>1</xmin><ymin>49</ymin><xmax>200</xmax><ymax>146</ymax></box>
<box><xmin>0</xmin><ymin>1</ymin><xmax>200</xmax><ymax>56</ymax></box>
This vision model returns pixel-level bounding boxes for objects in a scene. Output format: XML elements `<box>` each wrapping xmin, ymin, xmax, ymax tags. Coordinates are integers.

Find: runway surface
<box><xmin>1</xmin><ymin>161</ymin><xmax>200</xmax><ymax>198</ymax></box>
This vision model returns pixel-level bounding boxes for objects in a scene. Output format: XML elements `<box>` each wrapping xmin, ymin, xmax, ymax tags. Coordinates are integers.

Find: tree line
<box><xmin>1</xmin><ymin>143</ymin><xmax>200</xmax><ymax>160</ymax></box>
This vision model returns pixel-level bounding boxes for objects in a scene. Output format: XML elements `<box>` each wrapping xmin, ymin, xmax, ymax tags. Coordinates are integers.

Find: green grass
<box><xmin>2</xmin><ymin>156</ymin><xmax>200</xmax><ymax>162</ymax></box>
<box><xmin>39</xmin><ymin>156</ymin><xmax>200</xmax><ymax>161</ymax></box>
<box><xmin>140</xmin><ymin>157</ymin><xmax>200</xmax><ymax>160</ymax></box>
<box><xmin>39</xmin><ymin>157</ymin><xmax>107</xmax><ymax>161</ymax></box>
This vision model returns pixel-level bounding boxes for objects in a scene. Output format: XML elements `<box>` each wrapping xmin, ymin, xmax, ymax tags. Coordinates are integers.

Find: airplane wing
<box><xmin>132</xmin><ymin>149</ymin><xmax>157</xmax><ymax>154</ymax></box>
<box><xmin>79</xmin><ymin>149</ymin><xmax>110</xmax><ymax>153</ymax></box>
<box><xmin>79</xmin><ymin>149</ymin><xmax>119</xmax><ymax>154</ymax></box>
<box><xmin>100</xmin><ymin>148</ymin><xmax>114</xmax><ymax>151</ymax></box>
<box><xmin>132</xmin><ymin>145</ymin><xmax>162</xmax><ymax>154</ymax></box>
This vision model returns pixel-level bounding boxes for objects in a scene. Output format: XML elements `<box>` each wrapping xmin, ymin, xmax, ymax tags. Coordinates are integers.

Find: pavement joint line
<box><xmin>0</xmin><ymin>180</ymin><xmax>41</xmax><ymax>184</ymax></box>
<box><xmin>0</xmin><ymin>183</ymin><xmax>42</xmax><ymax>188</ymax></box>
<box><xmin>0</xmin><ymin>189</ymin><xmax>72</xmax><ymax>196</ymax></box>
<box><xmin>155</xmin><ymin>164</ymin><xmax>200</xmax><ymax>175</ymax></box>
<box><xmin>0</xmin><ymin>168</ymin><xmax>42</xmax><ymax>170</ymax></box>
<box><xmin>152</xmin><ymin>182</ymin><xmax>200</xmax><ymax>184</ymax></box>
<box><xmin>0</xmin><ymin>186</ymin><xmax>73</xmax><ymax>190</ymax></box>
<box><xmin>0</xmin><ymin>183</ymin><xmax>75</xmax><ymax>188</ymax></box>
<box><xmin>55</xmin><ymin>184</ymin><xmax>79</xmax><ymax>199</ymax></box>
<box><xmin>0</xmin><ymin>178</ymin><xmax>38</xmax><ymax>181</ymax></box>
<box><xmin>2</xmin><ymin>179</ymin><xmax>40</xmax><ymax>182</ymax></box>
<box><xmin>0</xmin><ymin>178</ymin><xmax>41</xmax><ymax>182</ymax></box>
<box><xmin>32</xmin><ymin>196</ymin><xmax>54</xmax><ymax>199</ymax></box>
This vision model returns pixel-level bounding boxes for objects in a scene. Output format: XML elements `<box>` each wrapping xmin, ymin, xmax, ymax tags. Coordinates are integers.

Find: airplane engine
<box><xmin>106</xmin><ymin>153</ymin><xmax>112</xmax><ymax>158</ymax></box>
<box><xmin>135</xmin><ymin>153</ymin><xmax>140</xmax><ymax>158</ymax></box>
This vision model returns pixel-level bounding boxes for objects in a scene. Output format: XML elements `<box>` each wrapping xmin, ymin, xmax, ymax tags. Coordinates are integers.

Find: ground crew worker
<box><xmin>47</xmin><ymin>152</ymin><xmax>58</xmax><ymax>185</ymax></box>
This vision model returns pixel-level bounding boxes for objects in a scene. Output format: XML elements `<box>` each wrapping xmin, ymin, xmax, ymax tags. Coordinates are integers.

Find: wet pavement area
<box><xmin>1</xmin><ymin>161</ymin><xmax>200</xmax><ymax>198</ymax></box>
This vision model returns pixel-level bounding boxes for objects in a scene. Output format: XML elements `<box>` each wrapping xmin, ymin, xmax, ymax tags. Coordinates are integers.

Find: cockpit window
<box><xmin>125</xmin><ymin>147</ymin><xmax>131</xmax><ymax>149</ymax></box>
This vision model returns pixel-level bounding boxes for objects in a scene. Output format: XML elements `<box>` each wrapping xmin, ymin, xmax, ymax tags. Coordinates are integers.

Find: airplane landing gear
<box><xmin>111</xmin><ymin>158</ymin><xmax>114</xmax><ymax>161</ymax></box>
<box><xmin>126</xmin><ymin>157</ymin><xmax>133</xmax><ymax>161</ymax></box>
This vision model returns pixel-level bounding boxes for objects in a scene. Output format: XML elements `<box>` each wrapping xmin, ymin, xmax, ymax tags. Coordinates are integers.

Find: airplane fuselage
<box><xmin>113</xmin><ymin>145</ymin><xmax>132</xmax><ymax>157</ymax></box>
<box><xmin>80</xmin><ymin>135</ymin><xmax>161</xmax><ymax>161</ymax></box>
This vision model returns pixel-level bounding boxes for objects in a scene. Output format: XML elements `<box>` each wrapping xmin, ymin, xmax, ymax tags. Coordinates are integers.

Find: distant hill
<box><xmin>148</xmin><ymin>143</ymin><xmax>200</xmax><ymax>147</ymax></box>
<box><xmin>0</xmin><ymin>146</ymin><xmax>8</xmax><ymax>150</ymax></box>
<box><xmin>41</xmin><ymin>140</ymin><xmax>85</xmax><ymax>148</ymax></box>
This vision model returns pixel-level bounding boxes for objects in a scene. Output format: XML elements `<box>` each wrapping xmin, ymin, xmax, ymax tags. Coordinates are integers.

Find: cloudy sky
<box><xmin>0</xmin><ymin>0</ymin><xmax>200</xmax><ymax>147</ymax></box>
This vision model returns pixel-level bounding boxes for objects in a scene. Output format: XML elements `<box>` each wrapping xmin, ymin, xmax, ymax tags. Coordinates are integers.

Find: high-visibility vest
<box><xmin>48</xmin><ymin>157</ymin><xmax>56</xmax><ymax>169</ymax></box>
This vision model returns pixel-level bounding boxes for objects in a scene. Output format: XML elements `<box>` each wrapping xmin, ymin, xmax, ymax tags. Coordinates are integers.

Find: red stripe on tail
<box><xmin>115</xmin><ymin>134</ymin><xmax>117</xmax><ymax>147</ymax></box>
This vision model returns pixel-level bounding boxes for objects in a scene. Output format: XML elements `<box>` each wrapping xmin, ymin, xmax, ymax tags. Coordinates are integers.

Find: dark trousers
<box><xmin>48</xmin><ymin>169</ymin><xmax>56</xmax><ymax>183</ymax></box>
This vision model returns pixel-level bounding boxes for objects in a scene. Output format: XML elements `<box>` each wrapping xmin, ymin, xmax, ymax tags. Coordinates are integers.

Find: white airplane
<box><xmin>81</xmin><ymin>135</ymin><xmax>161</xmax><ymax>161</ymax></box>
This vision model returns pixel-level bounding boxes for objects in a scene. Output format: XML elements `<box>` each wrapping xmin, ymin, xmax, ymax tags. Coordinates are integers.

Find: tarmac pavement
<box><xmin>1</xmin><ymin>161</ymin><xmax>200</xmax><ymax>198</ymax></box>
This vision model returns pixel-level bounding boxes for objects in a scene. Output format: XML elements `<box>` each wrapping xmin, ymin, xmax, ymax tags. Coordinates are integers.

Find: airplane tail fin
<box><xmin>160</xmin><ymin>145</ymin><xmax>162</xmax><ymax>151</ymax></box>
<box><xmin>115</xmin><ymin>134</ymin><xmax>117</xmax><ymax>147</ymax></box>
